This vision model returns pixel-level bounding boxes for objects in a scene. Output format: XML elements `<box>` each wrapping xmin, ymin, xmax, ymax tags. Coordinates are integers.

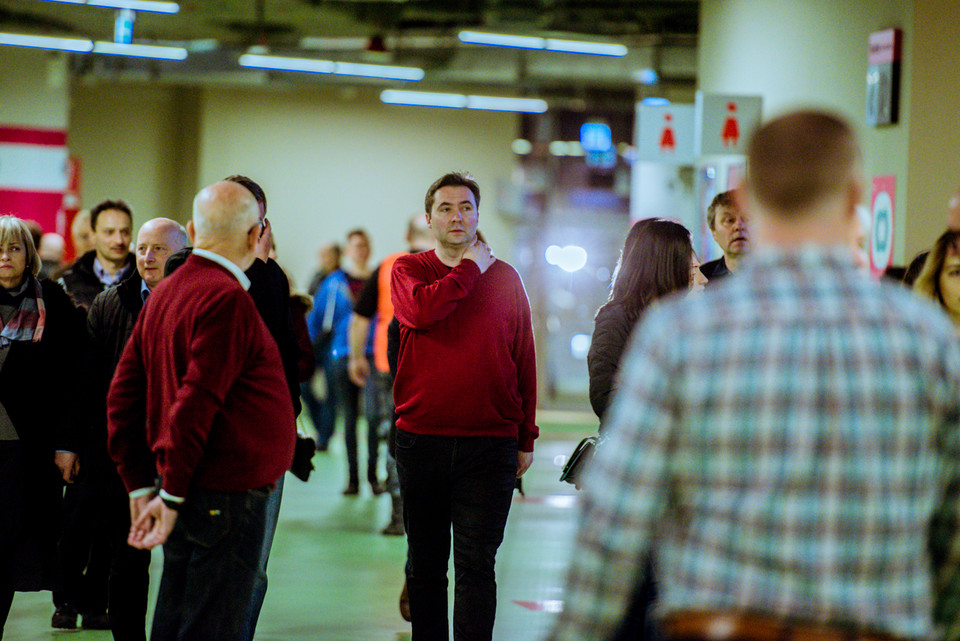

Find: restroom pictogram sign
<box><xmin>660</xmin><ymin>114</ymin><xmax>676</xmax><ymax>152</ymax></box>
<box><xmin>695</xmin><ymin>93</ymin><xmax>762</xmax><ymax>156</ymax></box>
<box><xmin>636</xmin><ymin>103</ymin><xmax>695</xmax><ymax>165</ymax></box>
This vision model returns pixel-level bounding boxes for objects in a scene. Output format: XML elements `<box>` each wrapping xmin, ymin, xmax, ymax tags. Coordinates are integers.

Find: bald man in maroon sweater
<box><xmin>106</xmin><ymin>181</ymin><xmax>295</xmax><ymax>641</ymax></box>
<box><xmin>391</xmin><ymin>172</ymin><xmax>538</xmax><ymax>641</ymax></box>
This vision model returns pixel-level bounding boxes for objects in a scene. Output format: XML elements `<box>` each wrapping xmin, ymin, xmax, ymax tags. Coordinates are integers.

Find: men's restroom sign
<box><xmin>870</xmin><ymin>175</ymin><xmax>896</xmax><ymax>275</ymax></box>
<box><xmin>636</xmin><ymin>103</ymin><xmax>695</xmax><ymax>165</ymax></box>
<box><xmin>695</xmin><ymin>92</ymin><xmax>762</xmax><ymax>156</ymax></box>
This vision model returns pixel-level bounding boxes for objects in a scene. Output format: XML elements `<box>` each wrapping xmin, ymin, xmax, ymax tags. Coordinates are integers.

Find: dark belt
<box><xmin>662</xmin><ymin>611</ymin><xmax>901</xmax><ymax>641</ymax></box>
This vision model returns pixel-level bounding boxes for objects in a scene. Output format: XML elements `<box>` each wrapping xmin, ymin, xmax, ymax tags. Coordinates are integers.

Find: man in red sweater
<box><xmin>106</xmin><ymin>181</ymin><xmax>295</xmax><ymax>641</ymax></box>
<box><xmin>391</xmin><ymin>172</ymin><xmax>538</xmax><ymax>641</ymax></box>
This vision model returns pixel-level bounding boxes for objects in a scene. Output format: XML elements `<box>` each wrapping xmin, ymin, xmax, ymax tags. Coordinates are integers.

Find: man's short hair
<box><xmin>424</xmin><ymin>172</ymin><xmax>481</xmax><ymax>214</ymax></box>
<box><xmin>346</xmin><ymin>228</ymin><xmax>368</xmax><ymax>243</ymax></box>
<box><xmin>706</xmin><ymin>190</ymin><xmax>738</xmax><ymax>231</ymax></box>
<box><xmin>747</xmin><ymin>110</ymin><xmax>859</xmax><ymax>216</ymax></box>
<box><xmin>90</xmin><ymin>199</ymin><xmax>133</xmax><ymax>231</ymax></box>
<box><xmin>225</xmin><ymin>175</ymin><xmax>266</xmax><ymax>216</ymax></box>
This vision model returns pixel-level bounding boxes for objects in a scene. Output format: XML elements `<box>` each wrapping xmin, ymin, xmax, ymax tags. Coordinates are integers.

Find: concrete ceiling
<box><xmin>2</xmin><ymin>0</ymin><xmax>699</xmax><ymax>104</ymax></box>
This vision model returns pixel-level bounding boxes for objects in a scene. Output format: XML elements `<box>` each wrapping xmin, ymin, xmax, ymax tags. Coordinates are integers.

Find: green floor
<box><xmin>4</xmin><ymin>410</ymin><xmax>594</xmax><ymax>640</ymax></box>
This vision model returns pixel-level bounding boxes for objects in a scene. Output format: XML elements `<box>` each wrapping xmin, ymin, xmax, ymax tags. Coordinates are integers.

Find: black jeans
<box><xmin>150</xmin><ymin>486</ymin><xmax>268</xmax><ymax>641</ymax></box>
<box><xmin>396</xmin><ymin>431</ymin><xmax>518</xmax><ymax>641</ymax></box>
<box><xmin>331</xmin><ymin>355</ymin><xmax>367</xmax><ymax>485</ymax></box>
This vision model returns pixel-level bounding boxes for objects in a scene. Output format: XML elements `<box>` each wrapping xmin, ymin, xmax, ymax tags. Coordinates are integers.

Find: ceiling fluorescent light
<box><xmin>381</xmin><ymin>90</ymin><xmax>467</xmax><ymax>109</ymax></box>
<box><xmin>240</xmin><ymin>54</ymin><xmax>423</xmax><ymax>81</ymax></box>
<box><xmin>0</xmin><ymin>32</ymin><xmax>93</xmax><ymax>53</ymax></box>
<box><xmin>332</xmin><ymin>62</ymin><xmax>423</xmax><ymax>81</ymax></box>
<box><xmin>458</xmin><ymin>30</ymin><xmax>627</xmax><ymax>57</ymax></box>
<box><xmin>466</xmin><ymin>95</ymin><xmax>547</xmax><ymax>113</ymax></box>
<box><xmin>87</xmin><ymin>0</ymin><xmax>179</xmax><ymax>14</ymax></box>
<box><xmin>545</xmin><ymin>38</ymin><xmax>627</xmax><ymax>56</ymax></box>
<box><xmin>458</xmin><ymin>31</ymin><xmax>544</xmax><ymax>50</ymax></box>
<box><xmin>381</xmin><ymin>90</ymin><xmax>547</xmax><ymax>114</ymax></box>
<box><xmin>93</xmin><ymin>41</ymin><xmax>187</xmax><ymax>59</ymax></box>
<box><xmin>240</xmin><ymin>54</ymin><xmax>335</xmax><ymax>74</ymax></box>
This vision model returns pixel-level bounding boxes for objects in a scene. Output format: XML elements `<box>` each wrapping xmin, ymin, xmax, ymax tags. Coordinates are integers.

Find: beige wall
<box><xmin>0</xmin><ymin>48</ymin><xmax>70</xmax><ymax>129</ymax></box>
<box><xmin>69</xmin><ymin>83</ymin><xmax>199</xmax><ymax>230</ymax></box>
<box><xmin>698</xmin><ymin>0</ymin><xmax>958</xmax><ymax>264</ymax></box>
<box><xmin>197</xmin><ymin>86</ymin><xmax>518</xmax><ymax>288</ymax></box>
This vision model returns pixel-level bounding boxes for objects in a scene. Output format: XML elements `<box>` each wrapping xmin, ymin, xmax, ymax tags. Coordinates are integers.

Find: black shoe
<box><xmin>81</xmin><ymin>612</ymin><xmax>111</xmax><ymax>630</ymax></box>
<box><xmin>342</xmin><ymin>482</ymin><xmax>359</xmax><ymax>496</ymax></box>
<box><xmin>51</xmin><ymin>605</ymin><xmax>78</xmax><ymax>629</ymax></box>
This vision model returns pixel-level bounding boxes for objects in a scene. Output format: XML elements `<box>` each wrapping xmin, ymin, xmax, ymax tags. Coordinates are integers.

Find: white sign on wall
<box><xmin>636</xmin><ymin>103</ymin><xmax>696</xmax><ymax>165</ymax></box>
<box><xmin>695</xmin><ymin>92</ymin><xmax>763</xmax><ymax>156</ymax></box>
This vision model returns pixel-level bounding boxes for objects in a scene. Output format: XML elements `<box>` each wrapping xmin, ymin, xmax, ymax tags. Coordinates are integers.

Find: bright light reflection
<box><xmin>511</xmin><ymin>139</ymin><xmax>532</xmax><ymax>155</ymax></box>
<box><xmin>545</xmin><ymin>244</ymin><xmax>588</xmax><ymax>272</ymax></box>
<box><xmin>543</xmin><ymin>495</ymin><xmax>577</xmax><ymax>509</ymax></box>
<box><xmin>570</xmin><ymin>333</ymin><xmax>590</xmax><ymax>360</ymax></box>
<box><xmin>542</xmin><ymin>600</ymin><xmax>565</xmax><ymax>613</ymax></box>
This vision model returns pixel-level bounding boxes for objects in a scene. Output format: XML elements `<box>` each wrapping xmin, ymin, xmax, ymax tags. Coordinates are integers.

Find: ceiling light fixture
<box><xmin>458</xmin><ymin>31</ymin><xmax>627</xmax><ymax>57</ymax></box>
<box><xmin>239</xmin><ymin>54</ymin><xmax>424</xmax><ymax>81</ymax></box>
<box><xmin>87</xmin><ymin>0</ymin><xmax>179</xmax><ymax>13</ymax></box>
<box><xmin>0</xmin><ymin>32</ymin><xmax>93</xmax><ymax>52</ymax></box>
<box><xmin>93</xmin><ymin>41</ymin><xmax>187</xmax><ymax>59</ymax></box>
<box><xmin>381</xmin><ymin>90</ymin><xmax>547</xmax><ymax>114</ymax></box>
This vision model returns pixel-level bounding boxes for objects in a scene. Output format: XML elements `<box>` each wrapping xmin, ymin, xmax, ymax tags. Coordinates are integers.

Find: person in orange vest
<box><xmin>347</xmin><ymin>214</ymin><xmax>433</xmax><ymax>535</ymax></box>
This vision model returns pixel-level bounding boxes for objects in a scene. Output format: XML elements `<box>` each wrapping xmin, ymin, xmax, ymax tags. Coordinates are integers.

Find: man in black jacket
<box><xmin>60</xmin><ymin>199</ymin><xmax>136</xmax><ymax>310</ymax></box>
<box><xmin>699</xmin><ymin>190</ymin><xmax>749</xmax><ymax>282</ymax></box>
<box><xmin>82</xmin><ymin>218</ymin><xmax>188</xmax><ymax>641</ymax></box>
<box><xmin>52</xmin><ymin>199</ymin><xmax>137</xmax><ymax>630</ymax></box>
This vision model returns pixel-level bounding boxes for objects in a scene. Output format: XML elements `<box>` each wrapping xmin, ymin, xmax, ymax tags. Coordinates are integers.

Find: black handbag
<box><xmin>559</xmin><ymin>434</ymin><xmax>603</xmax><ymax>490</ymax></box>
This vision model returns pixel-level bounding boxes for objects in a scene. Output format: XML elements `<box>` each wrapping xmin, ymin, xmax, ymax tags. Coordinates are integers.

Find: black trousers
<box><xmin>396</xmin><ymin>431</ymin><xmax>517</xmax><ymax>641</ymax></box>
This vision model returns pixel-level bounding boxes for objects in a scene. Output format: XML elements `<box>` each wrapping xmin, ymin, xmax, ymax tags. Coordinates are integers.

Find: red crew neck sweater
<box><xmin>107</xmin><ymin>254</ymin><xmax>296</xmax><ymax>498</ymax></box>
<box><xmin>391</xmin><ymin>250</ymin><xmax>538</xmax><ymax>452</ymax></box>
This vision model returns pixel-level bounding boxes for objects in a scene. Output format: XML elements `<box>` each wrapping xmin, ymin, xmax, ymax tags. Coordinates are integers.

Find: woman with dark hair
<box><xmin>0</xmin><ymin>215</ymin><xmax>85</xmax><ymax>635</ymax></box>
<box><xmin>913</xmin><ymin>229</ymin><xmax>960</xmax><ymax>328</ymax></box>
<box><xmin>585</xmin><ymin>218</ymin><xmax>705</xmax><ymax>641</ymax></box>
<box><xmin>589</xmin><ymin>218</ymin><xmax>706</xmax><ymax>420</ymax></box>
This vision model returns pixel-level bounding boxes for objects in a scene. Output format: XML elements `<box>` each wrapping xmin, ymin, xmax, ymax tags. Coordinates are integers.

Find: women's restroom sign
<box><xmin>636</xmin><ymin>103</ymin><xmax>695</xmax><ymax>165</ymax></box>
<box><xmin>870</xmin><ymin>175</ymin><xmax>896</xmax><ymax>276</ymax></box>
<box><xmin>695</xmin><ymin>93</ymin><xmax>762</xmax><ymax>156</ymax></box>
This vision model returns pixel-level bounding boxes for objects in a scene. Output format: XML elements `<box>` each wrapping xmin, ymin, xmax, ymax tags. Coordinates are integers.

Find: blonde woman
<box><xmin>0</xmin><ymin>216</ymin><xmax>85</xmax><ymax>634</ymax></box>
<box><xmin>913</xmin><ymin>229</ymin><xmax>960</xmax><ymax>327</ymax></box>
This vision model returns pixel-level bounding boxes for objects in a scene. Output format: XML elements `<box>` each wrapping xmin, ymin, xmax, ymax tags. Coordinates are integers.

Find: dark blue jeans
<box><xmin>239</xmin><ymin>475</ymin><xmax>284</xmax><ymax>641</ymax></box>
<box><xmin>396</xmin><ymin>431</ymin><xmax>518</xmax><ymax>641</ymax></box>
<box><xmin>330</xmin><ymin>355</ymin><xmax>364</xmax><ymax>485</ymax></box>
<box><xmin>150</xmin><ymin>486</ymin><xmax>268</xmax><ymax>641</ymax></box>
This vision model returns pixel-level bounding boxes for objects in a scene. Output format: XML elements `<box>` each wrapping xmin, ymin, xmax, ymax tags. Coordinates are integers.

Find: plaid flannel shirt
<box><xmin>548</xmin><ymin>247</ymin><xmax>960</xmax><ymax>641</ymax></box>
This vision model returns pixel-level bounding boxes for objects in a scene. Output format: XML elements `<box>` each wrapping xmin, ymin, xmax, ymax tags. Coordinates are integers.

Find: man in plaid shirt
<box><xmin>547</xmin><ymin>110</ymin><xmax>960</xmax><ymax>641</ymax></box>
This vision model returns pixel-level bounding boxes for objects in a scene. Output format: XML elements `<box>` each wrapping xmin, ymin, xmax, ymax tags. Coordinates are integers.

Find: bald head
<box><xmin>747</xmin><ymin>110</ymin><xmax>860</xmax><ymax>218</ymax></box>
<box><xmin>38</xmin><ymin>233</ymin><xmax>65</xmax><ymax>262</ymax></box>
<box><xmin>137</xmin><ymin>218</ymin><xmax>189</xmax><ymax>288</ymax></box>
<box><xmin>189</xmin><ymin>181</ymin><xmax>261</xmax><ymax>269</ymax></box>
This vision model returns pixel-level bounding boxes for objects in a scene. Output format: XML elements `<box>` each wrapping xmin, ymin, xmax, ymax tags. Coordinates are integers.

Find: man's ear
<box><xmin>424</xmin><ymin>212</ymin><xmax>432</xmax><ymax>228</ymax></box>
<box><xmin>186</xmin><ymin>220</ymin><xmax>196</xmax><ymax>244</ymax></box>
<box><xmin>846</xmin><ymin>175</ymin><xmax>864</xmax><ymax>223</ymax></box>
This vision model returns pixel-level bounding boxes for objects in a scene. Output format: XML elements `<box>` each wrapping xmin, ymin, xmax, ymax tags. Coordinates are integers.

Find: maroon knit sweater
<box><xmin>107</xmin><ymin>254</ymin><xmax>296</xmax><ymax>498</ymax></box>
<box><xmin>391</xmin><ymin>250</ymin><xmax>538</xmax><ymax>452</ymax></box>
